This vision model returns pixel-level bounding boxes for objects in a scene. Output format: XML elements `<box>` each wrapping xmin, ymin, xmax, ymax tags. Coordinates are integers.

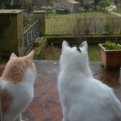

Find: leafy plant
<box><xmin>105</xmin><ymin>41</ymin><xmax>121</xmax><ymax>50</ymax></box>
<box><xmin>103</xmin><ymin>17</ymin><xmax>113</xmax><ymax>34</ymax></box>
<box><xmin>33</xmin><ymin>37</ymin><xmax>47</xmax><ymax>59</ymax></box>
<box><xmin>83</xmin><ymin>3</ymin><xmax>92</xmax><ymax>12</ymax></box>
<box><xmin>104</xmin><ymin>23</ymin><xmax>112</xmax><ymax>34</ymax></box>
<box><xmin>98</xmin><ymin>0</ymin><xmax>110</xmax><ymax>10</ymax></box>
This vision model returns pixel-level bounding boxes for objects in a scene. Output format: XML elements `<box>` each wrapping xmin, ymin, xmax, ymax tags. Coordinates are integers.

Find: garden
<box><xmin>33</xmin><ymin>36</ymin><xmax>121</xmax><ymax>70</ymax></box>
<box><xmin>46</xmin><ymin>11</ymin><xmax>121</xmax><ymax>36</ymax></box>
<box><xmin>33</xmin><ymin>9</ymin><xmax>121</xmax><ymax>70</ymax></box>
<box><xmin>38</xmin><ymin>44</ymin><xmax>101</xmax><ymax>61</ymax></box>
<box><xmin>1</xmin><ymin>1</ymin><xmax>121</xmax><ymax>69</ymax></box>
<box><xmin>33</xmin><ymin>36</ymin><xmax>101</xmax><ymax>61</ymax></box>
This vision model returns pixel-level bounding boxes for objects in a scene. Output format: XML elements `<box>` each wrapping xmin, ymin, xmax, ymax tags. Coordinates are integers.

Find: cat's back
<box><xmin>59</xmin><ymin>74</ymin><xmax>121</xmax><ymax>121</ymax></box>
<box><xmin>0</xmin><ymin>51</ymin><xmax>36</xmax><ymax>120</ymax></box>
<box><xmin>77</xmin><ymin>78</ymin><xmax>121</xmax><ymax>121</ymax></box>
<box><xmin>59</xmin><ymin>72</ymin><xmax>120</xmax><ymax>103</ymax></box>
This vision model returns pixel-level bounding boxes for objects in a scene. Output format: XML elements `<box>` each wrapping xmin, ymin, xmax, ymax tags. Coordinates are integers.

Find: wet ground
<box><xmin>0</xmin><ymin>61</ymin><xmax>121</xmax><ymax>121</ymax></box>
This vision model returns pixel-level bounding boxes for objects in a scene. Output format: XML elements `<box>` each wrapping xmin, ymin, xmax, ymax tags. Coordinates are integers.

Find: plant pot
<box><xmin>98</xmin><ymin>43</ymin><xmax>121</xmax><ymax>69</ymax></box>
<box><xmin>34</xmin><ymin>41</ymin><xmax>40</xmax><ymax>46</ymax></box>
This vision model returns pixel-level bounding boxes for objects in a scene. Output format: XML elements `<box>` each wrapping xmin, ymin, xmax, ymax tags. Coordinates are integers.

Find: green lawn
<box><xmin>113</xmin><ymin>8</ymin><xmax>121</xmax><ymax>14</ymax></box>
<box><xmin>47</xmin><ymin>11</ymin><xmax>117</xmax><ymax>18</ymax></box>
<box><xmin>88</xmin><ymin>44</ymin><xmax>101</xmax><ymax>61</ymax></box>
<box><xmin>40</xmin><ymin>44</ymin><xmax>101</xmax><ymax>61</ymax></box>
<box><xmin>46</xmin><ymin>11</ymin><xmax>120</xmax><ymax>35</ymax></box>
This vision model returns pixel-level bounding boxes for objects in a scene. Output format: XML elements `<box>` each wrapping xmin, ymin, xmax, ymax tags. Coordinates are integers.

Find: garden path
<box><xmin>108</xmin><ymin>5</ymin><xmax>121</xmax><ymax>17</ymax></box>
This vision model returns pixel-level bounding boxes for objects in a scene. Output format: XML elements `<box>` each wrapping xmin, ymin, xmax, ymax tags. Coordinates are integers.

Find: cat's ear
<box><xmin>80</xmin><ymin>41</ymin><xmax>88</xmax><ymax>50</ymax></box>
<box><xmin>62</xmin><ymin>40</ymin><xmax>69</xmax><ymax>50</ymax></box>
<box><xmin>10</xmin><ymin>53</ymin><xmax>17</xmax><ymax>60</ymax></box>
<box><xmin>27</xmin><ymin>50</ymin><xmax>34</xmax><ymax>60</ymax></box>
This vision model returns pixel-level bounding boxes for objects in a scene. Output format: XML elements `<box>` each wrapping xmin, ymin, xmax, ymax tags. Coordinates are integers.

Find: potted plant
<box><xmin>98</xmin><ymin>41</ymin><xmax>121</xmax><ymax>69</ymax></box>
<box><xmin>34</xmin><ymin>37</ymin><xmax>41</xmax><ymax>46</ymax></box>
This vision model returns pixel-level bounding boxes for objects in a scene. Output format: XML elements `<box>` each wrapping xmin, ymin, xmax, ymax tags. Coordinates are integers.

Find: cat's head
<box><xmin>60</xmin><ymin>40</ymin><xmax>89</xmax><ymax>71</ymax></box>
<box><xmin>2</xmin><ymin>50</ymin><xmax>36</xmax><ymax>83</ymax></box>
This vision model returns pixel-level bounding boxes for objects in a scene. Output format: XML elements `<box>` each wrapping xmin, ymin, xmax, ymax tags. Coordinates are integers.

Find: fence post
<box><xmin>0</xmin><ymin>10</ymin><xmax>24</xmax><ymax>57</ymax></box>
<box><xmin>33</xmin><ymin>10</ymin><xmax>46</xmax><ymax>36</ymax></box>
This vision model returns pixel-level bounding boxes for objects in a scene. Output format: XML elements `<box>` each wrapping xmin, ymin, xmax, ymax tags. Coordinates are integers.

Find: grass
<box><xmin>39</xmin><ymin>44</ymin><xmax>101</xmax><ymax>61</ymax></box>
<box><xmin>47</xmin><ymin>11</ymin><xmax>116</xmax><ymax>18</ymax></box>
<box><xmin>46</xmin><ymin>11</ymin><xmax>120</xmax><ymax>35</ymax></box>
<box><xmin>40</xmin><ymin>45</ymin><xmax>61</xmax><ymax>60</ymax></box>
<box><xmin>88</xmin><ymin>44</ymin><xmax>101</xmax><ymax>61</ymax></box>
<box><xmin>113</xmin><ymin>8</ymin><xmax>121</xmax><ymax>14</ymax></box>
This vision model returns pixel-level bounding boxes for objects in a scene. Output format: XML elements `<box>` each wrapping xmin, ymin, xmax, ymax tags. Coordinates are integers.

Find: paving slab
<box><xmin>0</xmin><ymin>61</ymin><xmax>121</xmax><ymax>121</ymax></box>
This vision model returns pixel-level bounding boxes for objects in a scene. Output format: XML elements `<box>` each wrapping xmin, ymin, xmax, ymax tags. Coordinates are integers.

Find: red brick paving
<box><xmin>0</xmin><ymin>61</ymin><xmax>121</xmax><ymax>121</ymax></box>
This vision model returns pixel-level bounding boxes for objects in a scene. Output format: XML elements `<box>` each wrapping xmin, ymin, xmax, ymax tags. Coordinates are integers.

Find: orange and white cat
<box><xmin>0</xmin><ymin>50</ymin><xmax>36</xmax><ymax>121</ymax></box>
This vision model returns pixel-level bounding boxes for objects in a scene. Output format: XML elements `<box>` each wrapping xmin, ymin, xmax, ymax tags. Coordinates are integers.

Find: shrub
<box><xmin>105</xmin><ymin>41</ymin><xmax>121</xmax><ymax>50</ymax></box>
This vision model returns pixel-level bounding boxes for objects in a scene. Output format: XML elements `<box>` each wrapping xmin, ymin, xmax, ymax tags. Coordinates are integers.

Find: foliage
<box><xmin>113</xmin><ymin>8</ymin><xmax>121</xmax><ymax>14</ymax></box>
<box><xmin>105</xmin><ymin>41</ymin><xmax>121</xmax><ymax>50</ymax></box>
<box><xmin>77</xmin><ymin>0</ymin><xmax>84</xmax><ymax>6</ymax></box>
<box><xmin>94</xmin><ymin>0</ymin><xmax>102</xmax><ymax>5</ymax></box>
<box><xmin>83</xmin><ymin>0</ymin><xmax>110</xmax><ymax>11</ymax></box>
<box><xmin>0</xmin><ymin>0</ymin><xmax>51</xmax><ymax>12</ymax></box>
<box><xmin>0</xmin><ymin>0</ymin><xmax>11</xmax><ymax>9</ymax></box>
<box><xmin>78</xmin><ymin>0</ymin><xmax>110</xmax><ymax>11</ymax></box>
<box><xmin>83</xmin><ymin>3</ymin><xmax>92</xmax><ymax>12</ymax></box>
<box><xmin>33</xmin><ymin>37</ymin><xmax>47</xmax><ymax>59</ymax></box>
<box><xmin>93</xmin><ymin>0</ymin><xmax>101</xmax><ymax>10</ymax></box>
<box><xmin>104</xmin><ymin>23</ymin><xmax>112</xmax><ymax>34</ymax></box>
<box><xmin>98</xmin><ymin>0</ymin><xmax>110</xmax><ymax>10</ymax></box>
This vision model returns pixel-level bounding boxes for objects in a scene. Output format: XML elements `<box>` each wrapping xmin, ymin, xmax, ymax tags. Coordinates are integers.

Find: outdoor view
<box><xmin>0</xmin><ymin>0</ymin><xmax>121</xmax><ymax>121</ymax></box>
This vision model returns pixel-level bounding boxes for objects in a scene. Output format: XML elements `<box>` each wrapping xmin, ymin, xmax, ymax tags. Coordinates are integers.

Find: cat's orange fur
<box><xmin>0</xmin><ymin>86</ymin><xmax>13</xmax><ymax>113</ymax></box>
<box><xmin>0</xmin><ymin>52</ymin><xmax>36</xmax><ymax>112</ymax></box>
<box><xmin>0</xmin><ymin>50</ymin><xmax>36</xmax><ymax>121</ymax></box>
<box><xmin>2</xmin><ymin>54</ymin><xmax>36</xmax><ymax>83</ymax></box>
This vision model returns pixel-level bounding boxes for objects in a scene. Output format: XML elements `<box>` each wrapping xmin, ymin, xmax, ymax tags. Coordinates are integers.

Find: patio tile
<box><xmin>34</xmin><ymin>111</ymin><xmax>57</xmax><ymax>121</ymax></box>
<box><xmin>113</xmin><ymin>85</ymin><xmax>121</xmax><ymax>93</ymax></box>
<box><xmin>55</xmin><ymin>117</ymin><xmax>62</xmax><ymax>121</ymax></box>
<box><xmin>116</xmin><ymin>91</ymin><xmax>121</xmax><ymax>101</ymax></box>
<box><xmin>34</xmin><ymin>88</ymin><xmax>43</xmax><ymax>98</ymax></box>
<box><xmin>24</xmin><ymin>100</ymin><xmax>47</xmax><ymax>118</ymax></box>
<box><xmin>0</xmin><ymin>61</ymin><xmax>121</xmax><ymax>121</ymax></box>
<box><xmin>42</xmin><ymin>98</ymin><xmax>62</xmax><ymax>118</ymax></box>
<box><xmin>36</xmin><ymin>92</ymin><xmax>54</xmax><ymax>104</ymax></box>
<box><xmin>35</xmin><ymin>81</ymin><xmax>51</xmax><ymax>93</ymax></box>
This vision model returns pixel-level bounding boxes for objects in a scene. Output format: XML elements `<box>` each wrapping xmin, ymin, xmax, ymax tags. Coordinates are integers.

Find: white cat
<box><xmin>0</xmin><ymin>50</ymin><xmax>36</xmax><ymax>121</ymax></box>
<box><xmin>58</xmin><ymin>40</ymin><xmax>121</xmax><ymax>121</ymax></box>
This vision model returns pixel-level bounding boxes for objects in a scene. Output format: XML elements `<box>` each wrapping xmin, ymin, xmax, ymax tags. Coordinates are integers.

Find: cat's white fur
<box><xmin>58</xmin><ymin>40</ymin><xmax>121</xmax><ymax>121</ymax></box>
<box><xmin>0</xmin><ymin>50</ymin><xmax>36</xmax><ymax>121</ymax></box>
<box><xmin>1</xmin><ymin>69</ymin><xmax>35</xmax><ymax>121</ymax></box>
